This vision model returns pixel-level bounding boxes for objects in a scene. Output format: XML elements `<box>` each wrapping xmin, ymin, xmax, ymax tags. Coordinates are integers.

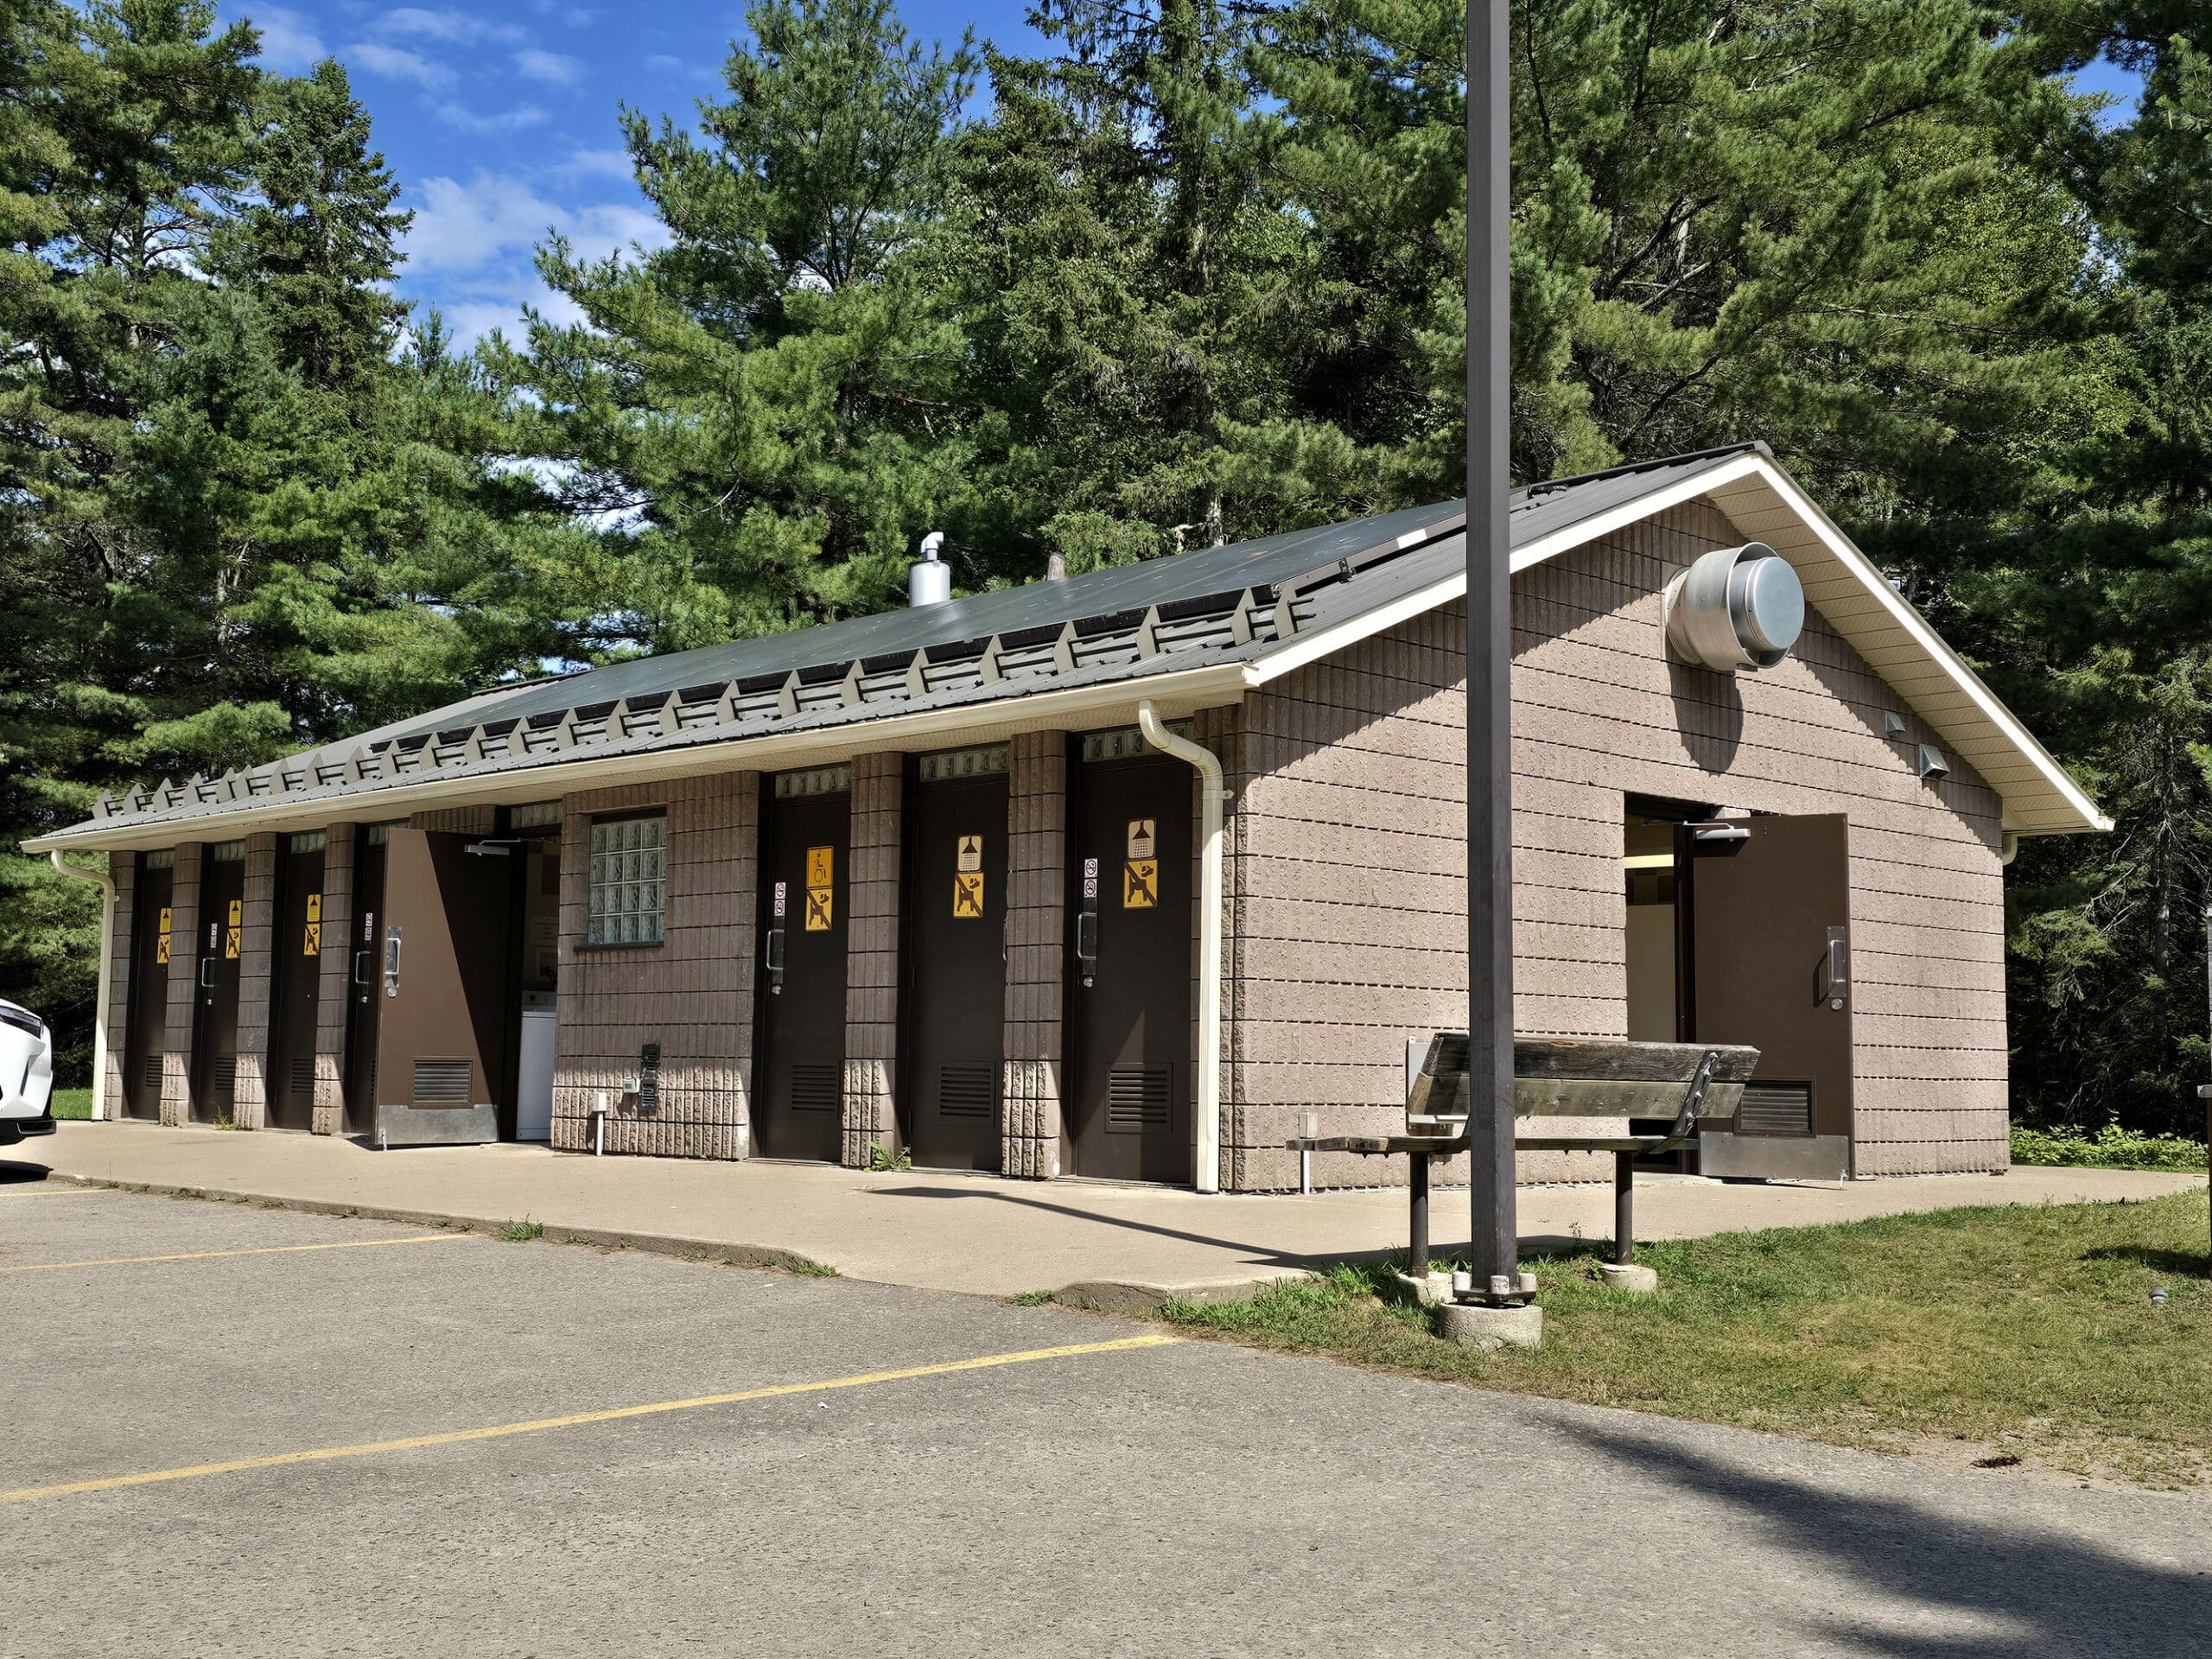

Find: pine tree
<box><xmin>492</xmin><ymin>0</ymin><xmax>982</xmax><ymax>647</ymax></box>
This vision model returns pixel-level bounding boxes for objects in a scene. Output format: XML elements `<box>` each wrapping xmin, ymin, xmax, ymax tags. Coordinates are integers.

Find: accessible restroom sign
<box><xmin>804</xmin><ymin>846</ymin><xmax>834</xmax><ymax>931</ymax></box>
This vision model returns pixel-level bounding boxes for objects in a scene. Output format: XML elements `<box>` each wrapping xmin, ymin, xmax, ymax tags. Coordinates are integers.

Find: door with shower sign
<box><xmin>1068</xmin><ymin>742</ymin><xmax>1192</xmax><ymax>1185</ymax></box>
<box><xmin>754</xmin><ymin>768</ymin><xmax>849</xmax><ymax>1162</ymax></box>
<box><xmin>903</xmin><ymin>750</ymin><xmax>1008</xmax><ymax>1171</ymax></box>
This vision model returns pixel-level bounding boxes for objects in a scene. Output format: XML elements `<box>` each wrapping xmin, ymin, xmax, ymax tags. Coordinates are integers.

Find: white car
<box><xmin>0</xmin><ymin>998</ymin><xmax>57</xmax><ymax>1147</ymax></box>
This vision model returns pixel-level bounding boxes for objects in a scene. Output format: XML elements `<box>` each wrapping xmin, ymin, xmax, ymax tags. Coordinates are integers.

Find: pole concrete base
<box><xmin>1598</xmin><ymin>1262</ymin><xmax>1659</xmax><ymax>1294</ymax></box>
<box><xmin>1389</xmin><ymin>1270</ymin><xmax>1454</xmax><ymax>1309</ymax></box>
<box><xmin>1436</xmin><ymin>1300</ymin><xmax>1542</xmax><ymax>1351</ymax></box>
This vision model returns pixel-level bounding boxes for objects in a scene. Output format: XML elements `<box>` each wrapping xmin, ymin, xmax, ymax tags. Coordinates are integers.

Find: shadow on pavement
<box><xmin>1563</xmin><ymin>1418</ymin><xmax>2209</xmax><ymax>1656</ymax></box>
<box><xmin>0</xmin><ymin>1160</ymin><xmax>54</xmax><ymax>1186</ymax></box>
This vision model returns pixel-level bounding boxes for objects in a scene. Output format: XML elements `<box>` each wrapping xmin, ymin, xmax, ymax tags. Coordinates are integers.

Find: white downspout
<box><xmin>1137</xmin><ymin>701</ymin><xmax>1224</xmax><ymax>1194</ymax></box>
<box><xmin>48</xmin><ymin>850</ymin><xmax>117</xmax><ymax>1122</ymax></box>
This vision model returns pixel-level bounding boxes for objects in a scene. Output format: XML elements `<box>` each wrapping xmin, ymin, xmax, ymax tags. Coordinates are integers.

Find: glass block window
<box><xmin>588</xmin><ymin>815</ymin><xmax>666</xmax><ymax>945</ymax></box>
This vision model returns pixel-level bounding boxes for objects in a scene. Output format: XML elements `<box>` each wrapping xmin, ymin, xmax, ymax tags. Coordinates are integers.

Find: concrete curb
<box><xmin>1054</xmin><ymin>1269</ymin><xmax>1318</xmax><ymax>1316</ymax></box>
<box><xmin>46</xmin><ymin>1176</ymin><xmax>842</xmax><ymax>1279</ymax></box>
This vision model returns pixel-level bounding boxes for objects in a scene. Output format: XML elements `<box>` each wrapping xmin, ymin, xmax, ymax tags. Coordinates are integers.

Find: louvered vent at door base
<box><xmin>412</xmin><ymin>1059</ymin><xmax>473</xmax><ymax>1106</ymax></box>
<box><xmin>144</xmin><ymin>1053</ymin><xmax>163</xmax><ymax>1091</ymax></box>
<box><xmin>1107</xmin><ymin>1065</ymin><xmax>1173</xmax><ymax>1131</ymax></box>
<box><xmin>791</xmin><ymin>1065</ymin><xmax>841</xmax><ymax>1113</ymax></box>
<box><xmin>212</xmin><ymin>1055</ymin><xmax>237</xmax><ymax>1106</ymax></box>
<box><xmin>1737</xmin><ymin>1081</ymin><xmax>1814</xmax><ymax>1136</ymax></box>
<box><xmin>289</xmin><ymin>1056</ymin><xmax>316</xmax><ymax>1102</ymax></box>
<box><xmin>938</xmin><ymin>1065</ymin><xmax>996</xmax><ymax>1120</ymax></box>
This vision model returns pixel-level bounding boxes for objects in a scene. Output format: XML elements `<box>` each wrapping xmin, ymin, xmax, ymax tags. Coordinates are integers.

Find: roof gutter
<box><xmin>25</xmin><ymin>660</ymin><xmax>1259</xmax><ymax>855</ymax></box>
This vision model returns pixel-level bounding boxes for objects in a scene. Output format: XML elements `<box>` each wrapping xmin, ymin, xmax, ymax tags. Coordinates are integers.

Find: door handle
<box><xmin>764</xmin><ymin>926</ymin><xmax>785</xmax><ymax>995</ymax></box>
<box><xmin>198</xmin><ymin>958</ymin><xmax>214</xmax><ymax>989</ymax></box>
<box><xmin>1001</xmin><ymin>914</ymin><xmax>1010</xmax><ymax>965</ymax></box>
<box><xmin>353</xmin><ymin>950</ymin><xmax>373</xmax><ymax>988</ymax></box>
<box><xmin>1075</xmin><ymin>910</ymin><xmax>1097</xmax><ymax>988</ymax></box>
<box><xmin>383</xmin><ymin>926</ymin><xmax>403</xmax><ymax>1000</ymax></box>
<box><xmin>1818</xmin><ymin>925</ymin><xmax>1848</xmax><ymax>1010</ymax></box>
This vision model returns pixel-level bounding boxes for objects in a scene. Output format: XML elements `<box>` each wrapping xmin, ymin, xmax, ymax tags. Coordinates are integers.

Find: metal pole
<box><xmin>1409</xmin><ymin>1154</ymin><xmax>1431</xmax><ymax>1279</ymax></box>
<box><xmin>1465</xmin><ymin>0</ymin><xmax>1517</xmax><ymax>1294</ymax></box>
<box><xmin>1613</xmin><ymin>1153</ymin><xmax>1634</xmax><ymax>1267</ymax></box>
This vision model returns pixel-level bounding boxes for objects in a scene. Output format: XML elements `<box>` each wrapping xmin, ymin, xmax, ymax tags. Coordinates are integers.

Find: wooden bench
<box><xmin>1287</xmin><ymin>1035</ymin><xmax>1760</xmax><ymax>1276</ymax></box>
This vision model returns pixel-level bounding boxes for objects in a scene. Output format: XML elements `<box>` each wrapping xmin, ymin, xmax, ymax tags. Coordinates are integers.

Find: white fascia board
<box><xmin>1249</xmin><ymin>452</ymin><xmax>1770</xmax><ymax>686</ymax></box>
<box><xmin>1244</xmin><ymin>451</ymin><xmax>2109</xmax><ymax>836</ymax></box>
<box><xmin>1736</xmin><ymin>461</ymin><xmax>2111</xmax><ymax>834</ymax></box>
<box><xmin>24</xmin><ymin>661</ymin><xmax>1254</xmax><ymax>855</ymax></box>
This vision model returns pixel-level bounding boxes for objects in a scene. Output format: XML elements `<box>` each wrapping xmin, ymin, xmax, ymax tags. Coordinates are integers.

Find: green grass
<box><xmin>48</xmin><ymin>1088</ymin><xmax>92</xmax><ymax>1120</ymax></box>
<box><xmin>1156</xmin><ymin>1190</ymin><xmax>2212</xmax><ymax>1486</ymax></box>
<box><xmin>2012</xmin><ymin>1123</ymin><xmax>2207</xmax><ymax>1173</ymax></box>
<box><xmin>497</xmin><ymin>1217</ymin><xmax>545</xmax><ymax>1243</ymax></box>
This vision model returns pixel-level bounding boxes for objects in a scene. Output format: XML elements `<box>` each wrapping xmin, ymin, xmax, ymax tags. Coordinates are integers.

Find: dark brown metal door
<box><xmin>267</xmin><ymin>845</ymin><xmax>324</xmax><ymax>1130</ymax></box>
<box><xmin>342</xmin><ymin>837</ymin><xmax>387</xmax><ymax>1134</ymax></box>
<box><xmin>754</xmin><ymin>785</ymin><xmax>849</xmax><ymax>1161</ymax></box>
<box><xmin>1688</xmin><ymin>813</ymin><xmax>1853</xmax><ymax>1175</ymax></box>
<box><xmin>122</xmin><ymin>861</ymin><xmax>172</xmax><ymax>1119</ymax></box>
<box><xmin>189</xmin><ymin>855</ymin><xmax>246</xmax><ymax>1123</ymax></box>
<box><xmin>372</xmin><ymin>830</ymin><xmax>514</xmax><ymax>1123</ymax></box>
<box><xmin>902</xmin><ymin>767</ymin><xmax>1007</xmax><ymax>1171</ymax></box>
<box><xmin>1069</xmin><ymin>753</ymin><xmax>1192</xmax><ymax>1183</ymax></box>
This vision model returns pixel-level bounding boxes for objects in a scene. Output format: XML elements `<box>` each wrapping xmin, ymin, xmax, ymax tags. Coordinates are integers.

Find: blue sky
<box><xmin>227</xmin><ymin>5</ymin><xmax>2148</xmax><ymax>348</ymax></box>
<box><xmin>226</xmin><ymin>2</ymin><xmax>1044</xmax><ymax>343</ymax></box>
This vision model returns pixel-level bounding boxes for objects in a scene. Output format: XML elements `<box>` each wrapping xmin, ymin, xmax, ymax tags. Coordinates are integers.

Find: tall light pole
<box><xmin>1465</xmin><ymin>0</ymin><xmax>1517</xmax><ymax>1291</ymax></box>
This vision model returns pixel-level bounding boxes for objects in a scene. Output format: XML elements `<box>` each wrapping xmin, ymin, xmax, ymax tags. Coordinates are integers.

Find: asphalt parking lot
<box><xmin>3</xmin><ymin>1172</ymin><xmax>2209</xmax><ymax>1658</ymax></box>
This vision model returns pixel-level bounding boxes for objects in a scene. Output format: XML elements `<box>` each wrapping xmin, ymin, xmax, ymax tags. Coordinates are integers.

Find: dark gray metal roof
<box><xmin>63</xmin><ymin>444</ymin><xmax>1760</xmax><ymax>836</ymax></box>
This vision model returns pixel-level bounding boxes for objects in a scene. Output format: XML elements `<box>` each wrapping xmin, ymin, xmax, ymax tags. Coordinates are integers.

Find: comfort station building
<box><xmin>28</xmin><ymin>444</ymin><xmax>2109</xmax><ymax>1192</ymax></box>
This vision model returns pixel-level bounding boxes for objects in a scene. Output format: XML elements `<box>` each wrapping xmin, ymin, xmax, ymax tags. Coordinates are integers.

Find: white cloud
<box><xmin>403</xmin><ymin>170</ymin><xmax>667</xmax><ymax>277</ymax></box>
<box><xmin>555</xmin><ymin>148</ymin><xmax>637</xmax><ymax>181</ymax></box>
<box><xmin>436</xmin><ymin>102</ymin><xmax>550</xmax><ymax>134</ymax></box>
<box><xmin>514</xmin><ymin>48</ymin><xmax>584</xmax><ymax>86</ymax></box>
<box><xmin>248</xmin><ymin>6</ymin><xmax>326</xmax><ymax>72</ymax></box>
<box><xmin>376</xmin><ymin>8</ymin><xmax>524</xmax><ymax>46</ymax></box>
<box><xmin>346</xmin><ymin>40</ymin><xmax>457</xmax><ymax>89</ymax></box>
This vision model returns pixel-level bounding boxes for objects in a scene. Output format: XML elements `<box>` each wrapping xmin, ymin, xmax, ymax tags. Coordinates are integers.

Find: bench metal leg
<box><xmin>1409</xmin><ymin>1154</ymin><xmax>1430</xmax><ymax>1278</ymax></box>
<box><xmin>1613</xmin><ymin>1152</ymin><xmax>1634</xmax><ymax>1266</ymax></box>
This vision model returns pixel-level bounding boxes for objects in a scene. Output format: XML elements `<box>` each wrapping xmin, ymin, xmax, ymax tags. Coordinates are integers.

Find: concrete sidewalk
<box><xmin>14</xmin><ymin>1120</ymin><xmax>2204</xmax><ymax>1305</ymax></box>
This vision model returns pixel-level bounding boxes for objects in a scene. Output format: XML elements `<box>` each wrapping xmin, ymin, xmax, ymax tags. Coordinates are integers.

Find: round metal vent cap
<box><xmin>1663</xmin><ymin>543</ymin><xmax>1804</xmax><ymax>671</ymax></box>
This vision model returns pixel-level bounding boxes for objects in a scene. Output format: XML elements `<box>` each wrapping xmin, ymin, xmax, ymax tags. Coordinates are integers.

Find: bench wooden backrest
<box><xmin>1408</xmin><ymin>1035</ymin><xmax>1761</xmax><ymax>1128</ymax></box>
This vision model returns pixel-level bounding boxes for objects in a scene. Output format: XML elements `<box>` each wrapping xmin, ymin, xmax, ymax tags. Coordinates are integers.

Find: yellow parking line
<box><xmin>1</xmin><ymin>1332</ymin><xmax>1179</xmax><ymax>1504</ymax></box>
<box><xmin>0</xmin><ymin>1187</ymin><xmax>104</xmax><ymax>1198</ymax></box>
<box><xmin>0</xmin><ymin>1234</ymin><xmax>466</xmax><ymax>1275</ymax></box>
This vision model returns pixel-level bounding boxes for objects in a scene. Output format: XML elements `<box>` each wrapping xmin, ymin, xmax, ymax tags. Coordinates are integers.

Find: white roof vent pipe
<box><xmin>1662</xmin><ymin>542</ymin><xmax>1804</xmax><ymax>671</ymax></box>
<box><xmin>909</xmin><ymin>531</ymin><xmax>951</xmax><ymax>607</ymax></box>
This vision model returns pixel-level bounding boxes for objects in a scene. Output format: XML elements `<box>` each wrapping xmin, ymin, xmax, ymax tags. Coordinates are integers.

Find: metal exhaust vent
<box><xmin>1663</xmin><ymin>542</ymin><xmax>1805</xmax><ymax>672</ymax></box>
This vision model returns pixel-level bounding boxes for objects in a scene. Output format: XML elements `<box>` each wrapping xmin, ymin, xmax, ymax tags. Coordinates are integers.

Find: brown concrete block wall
<box><xmin>410</xmin><ymin>804</ymin><xmax>495</xmax><ymax>835</ymax></box>
<box><xmin>843</xmin><ymin>753</ymin><xmax>904</xmax><ymax>1166</ymax></box>
<box><xmin>309</xmin><ymin>825</ymin><xmax>356</xmax><ymax>1135</ymax></box>
<box><xmin>1001</xmin><ymin>732</ymin><xmax>1067</xmax><ymax>1179</ymax></box>
<box><xmin>101</xmin><ymin>855</ymin><xmax>136</xmax><ymax>1119</ymax></box>
<box><xmin>159</xmin><ymin>842</ymin><xmax>203</xmax><ymax>1126</ymax></box>
<box><xmin>1225</xmin><ymin>499</ymin><xmax>2007</xmax><ymax>1190</ymax></box>
<box><xmin>552</xmin><ymin>774</ymin><xmax>755</xmax><ymax>1159</ymax></box>
<box><xmin>229</xmin><ymin>832</ymin><xmax>280</xmax><ymax>1129</ymax></box>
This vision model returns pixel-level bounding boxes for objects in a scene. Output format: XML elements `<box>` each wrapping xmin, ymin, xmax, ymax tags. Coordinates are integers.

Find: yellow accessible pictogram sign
<box><xmin>1122</xmin><ymin>859</ymin><xmax>1157</xmax><ymax>909</ymax></box>
<box><xmin>952</xmin><ymin>870</ymin><xmax>985</xmax><ymax>918</ymax></box>
<box><xmin>225</xmin><ymin>899</ymin><xmax>242</xmax><ymax>959</ymax></box>
<box><xmin>156</xmin><ymin>907</ymin><xmax>172</xmax><ymax>964</ymax></box>
<box><xmin>806</xmin><ymin>846</ymin><xmax>834</xmax><ymax>887</ymax></box>
<box><xmin>804</xmin><ymin>887</ymin><xmax>834</xmax><ymax>931</ymax></box>
<box><xmin>304</xmin><ymin>893</ymin><xmax>322</xmax><ymax>956</ymax></box>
